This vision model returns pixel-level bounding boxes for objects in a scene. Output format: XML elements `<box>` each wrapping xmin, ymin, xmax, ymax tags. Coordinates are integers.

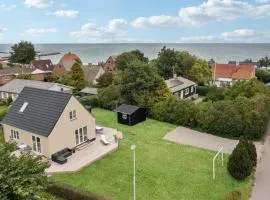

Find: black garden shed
<box><xmin>115</xmin><ymin>104</ymin><xmax>146</xmax><ymax>126</ymax></box>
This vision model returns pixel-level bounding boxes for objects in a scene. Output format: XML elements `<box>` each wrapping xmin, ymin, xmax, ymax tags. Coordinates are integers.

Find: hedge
<box><xmin>48</xmin><ymin>182</ymin><xmax>113</xmax><ymax>200</ymax></box>
<box><xmin>196</xmin><ymin>86</ymin><xmax>211</xmax><ymax>96</ymax></box>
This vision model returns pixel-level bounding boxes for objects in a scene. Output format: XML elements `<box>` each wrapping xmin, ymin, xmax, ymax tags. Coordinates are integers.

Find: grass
<box><xmin>52</xmin><ymin>108</ymin><xmax>252</xmax><ymax>199</ymax></box>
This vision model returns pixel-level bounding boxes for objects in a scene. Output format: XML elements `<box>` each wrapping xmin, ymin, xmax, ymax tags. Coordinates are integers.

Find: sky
<box><xmin>0</xmin><ymin>0</ymin><xmax>270</xmax><ymax>43</ymax></box>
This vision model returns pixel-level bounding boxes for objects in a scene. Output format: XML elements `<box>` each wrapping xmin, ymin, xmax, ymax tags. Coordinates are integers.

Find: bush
<box><xmin>196</xmin><ymin>86</ymin><xmax>211</xmax><ymax>96</ymax></box>
<box><xmin>204</xmin><ymin>87</ymin><xmax>226</xmax><ymax>102</ymax></box>
<box><xmin>150</xmin><ymin>96</ymin><xmax>198</xmax><ymax>127</ymax></box>
<box><xmin>228</xmin><ymin>140</ymin><xmax>253</xmax><ymax>180</ymax></box>
<box><xmin>98</xmin><ymin>85</ymin><xmax>121</xmax><ymax>110</ymax></box>
<box><xmin>48</xmin><ymin>182</ymin><xmax>113</xmax><ymax>200</ymax></box>
<box><xmin>246</xmin><ymin>141</ymin><xmax>257</xmax><ymax>167</ymax></box>
<box><xmin>80</xmin><ymin>95</ymin><xmax>99</xmax><ymax>108</ymax></box>
<box><xmin>0</xmin><ymin>106</ymin><xmax>8</xmax><ymax>121</ymax></box>
<box><xmin>6</xmin><ymin>96</ymin><xmax>13</xmax><ymax>106</ymax></box>
<box><xmin>224</xmin><ymin>191</ymin><xmax>242</xmax><ymax>200</ymax></box>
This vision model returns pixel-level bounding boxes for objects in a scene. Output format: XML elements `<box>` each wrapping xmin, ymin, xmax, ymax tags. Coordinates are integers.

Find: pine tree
<box><xmin>68</xmin><ymin>58</ymin><xmax>86</xmax><ymax>92</ymax></box>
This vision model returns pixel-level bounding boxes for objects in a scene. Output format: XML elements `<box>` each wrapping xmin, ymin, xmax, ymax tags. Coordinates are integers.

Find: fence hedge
<box><xmin>48</xmin><ymin>182</ymin><xmax>113</xmax><ymax>200</ymax></box>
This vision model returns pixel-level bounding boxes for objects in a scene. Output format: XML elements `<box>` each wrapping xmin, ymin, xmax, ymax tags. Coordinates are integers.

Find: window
<box><xmin>19</xmin><ymin>102</ymin><xmax>28</xmax><ymax>113</ymax></box>
<box><xmin>122</xmin><ymin>114</ymin><xmax>127</xmax><ymax>120</ymax></box>
<box><xmin>185</xmin><ymin>88</ymin><xmax>189</xmax><ymax>95</ymax></box>
<box><xmin>32</xmin><ymin>135</ymin><xmax>41</xmax><ymax>153</ymax></box>
<box><xmin>75</xmin><ymin>126</ymin><xmax>88</xmax><ymax>145</ymax></box>
<box><xmin>11</xmin><ymin>130</ymin><xmax>19</xmax><ymax>140</ymax></box>
<box><xmin>191</xmin><ymin>86</ymin><xmax>194</xmax><ymax>93</ymax></box>
<box><xmin>69</xmin><ymin>110</ymin><xmax>76</xmax><ymax>120</ymax></box>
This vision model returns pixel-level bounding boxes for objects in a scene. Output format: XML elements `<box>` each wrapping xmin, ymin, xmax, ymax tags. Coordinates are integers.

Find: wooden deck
<box><xmin>46</xmin><ymin>127</ymin><xmax>118</xmax><ymax>174</ymax></box>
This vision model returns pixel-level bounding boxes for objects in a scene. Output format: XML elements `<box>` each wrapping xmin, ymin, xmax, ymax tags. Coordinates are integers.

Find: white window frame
<box><xmin>75</xmin><ymin>126</ymin><xmax>88</xmax><ymax>145</ymax></box>
<box><xmin>122</xmin><ymin>114</ymin><xmax>127</xmax><ymax>120</ymax></box>
<box><xmin>185</xmin><ymin>88</ymin><xmax>190</xmax><ymax>95</ymax></box>
<box><xmin>191</xmin><ymin>86</ymin><xmax>194</xmax><ymax>93</ymax></box>
<box><xmin>69</xmin><ymin>110</ymin><xmax>77</xmax><ymax>120</ymax></box>
<box><xmin>11</xmin><ymin>129</ymin><xmax>19</xmax><ymax>140</ymax></box>
<box><xmin>32</xmin><ymin>135</ymin><xmax>41</xmax><ymax>153</ymax></box>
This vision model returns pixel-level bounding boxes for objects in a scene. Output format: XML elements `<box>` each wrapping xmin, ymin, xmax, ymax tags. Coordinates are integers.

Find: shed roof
<box><xmin>2</xmin><ymin>87</ymin><xmax>72</xmax><ymax>137</ymax></box>
<box><xmin>115</xmin><ymin>104</ymin><xmax>140</xmax><ymax>115</ymax></box>
<box><xmin>31</xmin><ymin>59</ymin><xmax>54</xmax><ymax>71</ymax></box>
<box><xmin>80</xmin><ymin>87</ymin><xmax>98</xmax><ymax>95</ymax></box>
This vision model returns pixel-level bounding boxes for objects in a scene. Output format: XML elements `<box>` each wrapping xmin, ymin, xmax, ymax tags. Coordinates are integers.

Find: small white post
<box><xmin>213</xmin><ymin>146</ymin><xmax>223</xmax><ymax>180</ymax></box>
<box><xmin>131</xmin><ymin>145</ymin><xmax>136</xmax><ymax>200</ymax></box>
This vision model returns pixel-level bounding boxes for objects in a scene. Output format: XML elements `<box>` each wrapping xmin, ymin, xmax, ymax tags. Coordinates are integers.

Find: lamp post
<box><xmin>131</xmin><ymin>144</ymin><xmax>136</xmax><ymax>200</ymax></box>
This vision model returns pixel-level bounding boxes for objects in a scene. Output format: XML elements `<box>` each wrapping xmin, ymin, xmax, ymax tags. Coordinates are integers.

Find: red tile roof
<box><xmin>60</xmin><ymin>52</ymin><xmax>80</xmax><ymax>61</ymax></box>
<box><xmin>212</xmin><ymin>64</ymin><xmax>255</xmax><ymax>80</ymax></box>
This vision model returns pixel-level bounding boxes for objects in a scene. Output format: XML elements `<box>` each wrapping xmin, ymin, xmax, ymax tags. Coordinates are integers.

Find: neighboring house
<box><xmin>0</xmin><ymin>79</ymin><xmax>72</xmax><ymax>101</ymax></box>
<box><xmin>212</xmin><ymin>63</ymin><xmax>256</xmax><ymax>87</ymax></box>
<box><xmin>83</xmin><ymin>65</ymin><xmax>105</xmax><ymax>86</ymax></box>
<box><xmin>0</xmin><ymin>67</ymin><xmax>51</xmax><ymax>85</ymax></box>
<box><xmin>115</xmin><ymin>104</ymin><xmax>146</xmax><ymax>126</ymax></box>
<box><xmin>58</xmin><ymin>52</ymin><xmax>81</xmax><ymax>71</ymax></box>
<box><xmin>30</xmin><ymin>59</ymin><xmax>54</xmax><ymax>72</ymax></box>
<box><xmin>166</xmin><ymin>76</ymin><xmax>197</xmax><ymax>99</ymax></box>
<box><xmin>1</xmin><ymin>87</ymin><xmax>96</xmax><ymax>158</ymax></box>
<box><xmin>104</xmin><ymin>56</ymin><xmax>117</xmax><ymax>71</ymax></box>
<box><xmin>80</xmin><ymin>87</ymin><xmax>98</xmax><ymax>96</ymax></box>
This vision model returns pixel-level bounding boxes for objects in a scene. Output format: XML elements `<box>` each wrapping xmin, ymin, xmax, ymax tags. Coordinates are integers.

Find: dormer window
<box><xmin>69</xmin><ymin>110</ymin><xmax>76</xmax><ymax>120</ymax></box>
<box><xmin>19</xmin><ymin>102</ymin><xmax>28</xmax><ymax>113</ymax></box>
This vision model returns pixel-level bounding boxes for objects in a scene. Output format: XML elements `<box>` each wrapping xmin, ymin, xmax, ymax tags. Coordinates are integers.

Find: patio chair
<box><xmin>100</xmin><ymin>135</ymin><xmax>110</xmax><ymax>145</ymax></box>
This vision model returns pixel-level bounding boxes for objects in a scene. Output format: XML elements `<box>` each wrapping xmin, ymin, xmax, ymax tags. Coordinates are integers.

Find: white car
<box><xmin>95</xmin><ymin>126</ymin><xmax>104</xmax><ymax>132</ymax></box>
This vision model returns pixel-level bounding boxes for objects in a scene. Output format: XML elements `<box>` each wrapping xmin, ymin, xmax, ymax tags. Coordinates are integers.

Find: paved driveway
<box><xmin>251</xmin><ymin>123</ymin><xmax>270</xmax><ymax>200</ymax></box>
<box><xmin>164</xmin><ymin>127</ymin><xmax>264</xmax><ymax>158</ymax></box>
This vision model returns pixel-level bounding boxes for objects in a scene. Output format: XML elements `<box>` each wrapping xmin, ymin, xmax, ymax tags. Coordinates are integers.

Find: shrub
<box><xmin>196</xmin><ymin>86</ymin><xmax>211</xmax><ymax>96</ymax></box>
<box><xmin>228</xmin><ymin>140</ymin><xmax>253</xmax><ymax>180</ymax></box>
<box><xmin>80</xmin><ymin>95</ymin><xmax>99</xmax><ymax>108</ymax></box>
<box><xmin>246</xmin><ymin>141</ymin><xmax>257</xmax><ymax>167</ymax></box>
<box><xmin>98</xmin><ymin>85</ymin><xmax>121</xmax><ymax>110</ymax></box>
<box><xmin>224</xmin><ymin>191</ymin><xmax>242</xmax><ymax>200</ymax></box>
<box><xmin>204</xmin><ymin>87</ymin><xmax>226</xmax><ymax>102</ymax></box>
<box><xmin>48</xmin><ymin>182</ymin><xmax>113</xmax><ymax>200</ymax></box>
<box><xmin>6</xmin><ymin>96</ymin><xmax>13</xmax><ymax>106</ymax></box>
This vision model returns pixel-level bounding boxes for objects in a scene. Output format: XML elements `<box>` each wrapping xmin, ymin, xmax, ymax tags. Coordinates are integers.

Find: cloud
<box><xmin>131</xmin><ymin>0</ymin><xmax>270</xmax><ymax>28</ymax></box>
<box><xmin>23</xmin><ymin>28</ymin><xmax>57</xmax><ymax>36</ymax></box>
<box><xmin>70</xmin><ymin>19</ymin><xmax>128</xmax><ymax>41</ymax></box>
<box><xmin>176</xmin><ymin>29</ymin><xmax>267</xmax><ymax>43</ymax></box>
<box><xmin>131</xmin><ymin>15</ymin><xmax>182</xmax><ymax>28</ymax></box>
<box><xmin>24</xmin><ymin>0</ymin><xmax>52</xmax><ymax>8</ymax></box>
<box><xmin>0</xmin><ymin>27</ymin><xmax>7</xmax><ymax>40</ymax></box>
<box><xmin>53</xmin><ymin>10</ymin><xmax>79</xmax><ymax>18</ymax></box>
<box><xmin>220</xmin><ymin>29</ymin><xmax>259</xmax><ymax>38</ymax></box>
<box><xmin>256</xmin><ymin>0</ymin><xmax>270</xmax><ymax>3</ymax></box>
<box><xmin>0</xmin><ymin>4</ymin><xmax>16</xmax><ymax>11</ymax></box>
<box><xmin>176</xmin><ymin>36</ymin><xmax>218</xmax><ymax>43</ymax></box>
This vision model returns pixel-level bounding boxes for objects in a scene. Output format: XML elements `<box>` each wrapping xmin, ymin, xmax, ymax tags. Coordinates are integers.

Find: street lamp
<box><xmin>131</xmin><ymin>144</ymin><xmax>136</xmax><ymax>200</ymax></box>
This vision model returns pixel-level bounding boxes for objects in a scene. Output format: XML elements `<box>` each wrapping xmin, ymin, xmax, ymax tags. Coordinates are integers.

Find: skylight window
<box><xmin>19</xmin><ymin>102</ymin><xmax>28</xmax><ymax>113</ymax></box>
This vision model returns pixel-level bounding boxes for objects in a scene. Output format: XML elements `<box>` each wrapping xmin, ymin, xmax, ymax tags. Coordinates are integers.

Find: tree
<box><xmin>154</xmin><ymin>46</ymin><xmax>178</xmax><ymax>79</ymax></box>
<box><xmin>256</xmin><ymin>70</ymin><xmax>270</xmax><ymax>83</ymax></box>
<box><xmin>68</xmin><ymin>58</ymin><xmax>86</xmax><ymax>92</ymax></box>
<box><xmin>116</xmin><ymin>50</ymin><xmax>148</xmax><ymax>71</ymax></box>
<box><xmin>96</xmin><ymin>71</ymin><xmax>113</xmax><ymax>88</ymax></box>
<box><xmin>175</xmin><ymin>51</ymin><xmax>197</xmax><ymax>78</ymax></box>
<box><xmin>189</xmin><ymin>59</ymin><xmax>212</xmax><ymax>84</ymax></box>
<box><xmin>203</xmin><ymin>87</ymin><xmax>226</xmax><ymax>102</ymax></box>
<box><xmin>227</xmin><ymin>79</ymin><xmax>267</xmax><ymax>99</ymax></box>
<box><xmin>227</xmin><ymin>140</ymin><xmax>253</xmax><ymax>180</ymax></box>
<box><xmin>98</xmin><ymin>84</ymin><xmax>121</xmax><ymax>110</ymax></box>
<box><xmin>9</xmin><ymin>41</ymin><xmax>36</xmax><ymax>64</ymax></box>
<box><xmin>0</xmin><ymin>142</ymin><xmax>49</xmax><ymax>200</ymax></box>
<box><xmin>120</xmin><ymin>60</ymin><xmax>170</xmax><ymax>109</ymax></box>
<box><xmin>17</xmin><ymin>73</ymin><xmax>32</xmax><ymax>80</ymax></box>
<box><xmin>0</xmin><ymin>63</ymin><xmax>3</xmax><ymax>69</ymax></box>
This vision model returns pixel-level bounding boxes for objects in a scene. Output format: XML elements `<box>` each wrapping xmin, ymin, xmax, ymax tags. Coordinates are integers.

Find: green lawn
<box><xmin>53</xmin><ymin>108</ymin><xmax>252</xmax><ymax>200</ymax></box>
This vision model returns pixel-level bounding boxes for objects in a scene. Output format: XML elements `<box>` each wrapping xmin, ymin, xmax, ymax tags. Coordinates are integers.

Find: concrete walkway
<box><xmin>251</xmin><ymin>123</ymin><xmax>270</xmax><ymax>200</ymax></box>
<box><xmin>164</xmin><ymin>127</ymin><xmax>264</xmax><ymax>158</ymax></box>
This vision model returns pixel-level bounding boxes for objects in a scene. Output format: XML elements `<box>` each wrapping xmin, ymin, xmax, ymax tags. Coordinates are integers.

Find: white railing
<box><xmin>213</xmin><ymin>145</ymin><xmax>224</xmax><ymax>180</ymax></box>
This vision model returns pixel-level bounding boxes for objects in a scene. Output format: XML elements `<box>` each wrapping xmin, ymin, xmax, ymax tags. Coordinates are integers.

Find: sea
<box><xmin>0</xmin><ymin>43</ymin><xmax>270</xmax><ymax>64</ymax></box>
